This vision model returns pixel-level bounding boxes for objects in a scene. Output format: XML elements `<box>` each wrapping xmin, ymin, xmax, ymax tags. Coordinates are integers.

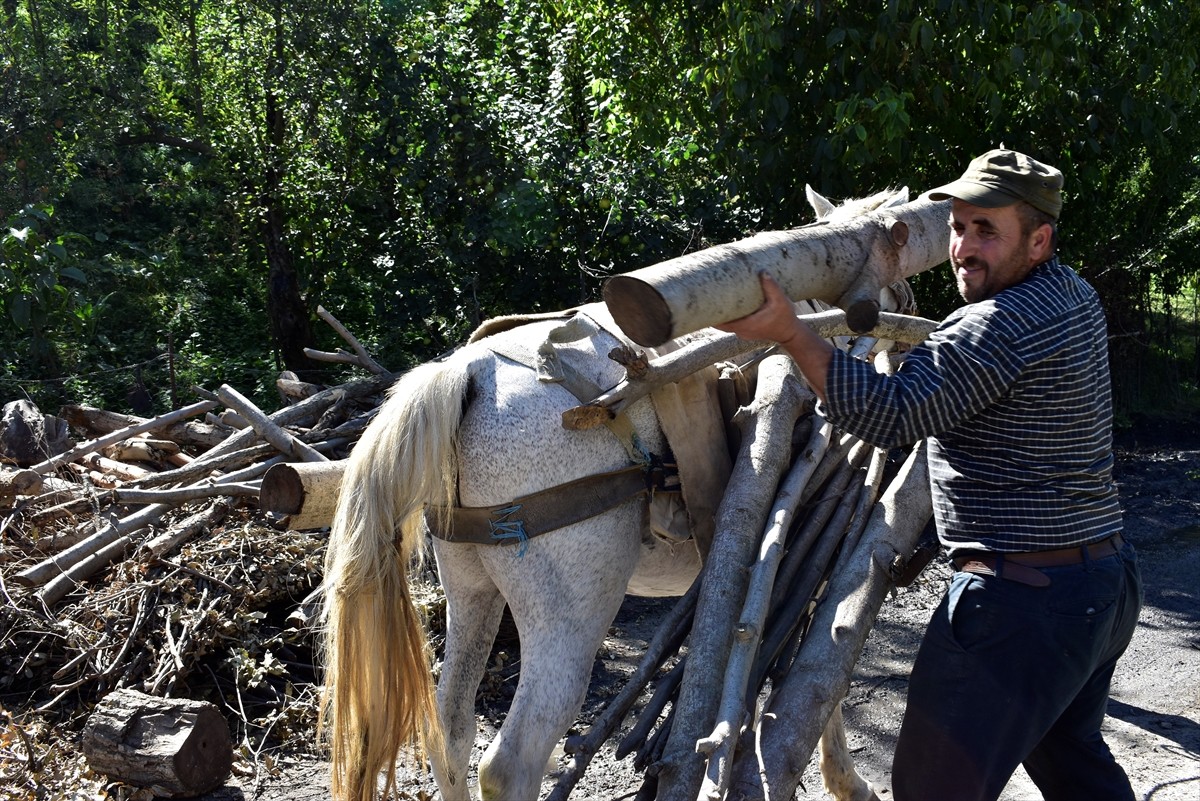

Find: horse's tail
<box><xmin>319</xmin><ymin>355</ymin><xmax>469</xmax><ymax>801</ymax></box>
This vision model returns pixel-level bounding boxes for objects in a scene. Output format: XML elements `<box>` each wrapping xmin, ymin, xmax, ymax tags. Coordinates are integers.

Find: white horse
<box><xmin>319</xmin><ymin>188</ymin><xmax>906</xmax><ymax>801</ymax></box>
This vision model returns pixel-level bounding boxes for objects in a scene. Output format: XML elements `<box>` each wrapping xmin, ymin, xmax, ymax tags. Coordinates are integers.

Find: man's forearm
<box><xmin>775</xmin><ymin>322</ymin><xmax>834</xmax><ymax>402</ymax></box>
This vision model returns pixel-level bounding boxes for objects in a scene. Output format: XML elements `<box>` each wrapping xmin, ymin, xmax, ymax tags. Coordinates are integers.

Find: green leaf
<box><xmin>60</xmin><ymin>266</ymin><xmax>88</xmax><ymax>284</ymax></box>
<box><xmin>10</xmin><ymin>295</ymin><xmax>32</xmax><ymax>329</ymax></box>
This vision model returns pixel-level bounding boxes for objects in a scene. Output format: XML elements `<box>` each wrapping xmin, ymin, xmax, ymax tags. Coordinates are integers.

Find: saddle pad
<box><xmin>473</xmin><ymin>302</ymin><xmax>733</xmax><ymax>554</ymax></box>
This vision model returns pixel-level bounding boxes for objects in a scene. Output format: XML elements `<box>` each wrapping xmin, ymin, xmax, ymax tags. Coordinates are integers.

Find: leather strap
<box><xmin>953</xmin><ymin>533</ymin><xmax>1125</xmax><ymax>588</ymax></box>
<box><xmin>955</xmin><ymin>559</ymin><xmax>1051</xmax><ymax>588</ymax></box>
<box><xmin>999</xmin><ymin>532</ymin><xmax>1124</xmax><ymax>567</ymax></box>
<box><xmin>425</xmin><ymin>464</ymin><xmax>678</xmax><ymax>549</ymax></box>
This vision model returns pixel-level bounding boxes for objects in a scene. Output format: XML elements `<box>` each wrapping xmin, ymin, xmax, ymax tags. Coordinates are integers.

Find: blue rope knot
<box><xmin>489</xmin><ymin>504</ymin><xmax>529</xmax><ymax>556</ymax></box>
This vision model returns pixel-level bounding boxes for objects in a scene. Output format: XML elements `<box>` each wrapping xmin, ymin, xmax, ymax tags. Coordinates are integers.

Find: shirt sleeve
<box><xmin>822</xmin><ymin>304</ymin><xmax>1033</xmax><ymax>448</ymax></box>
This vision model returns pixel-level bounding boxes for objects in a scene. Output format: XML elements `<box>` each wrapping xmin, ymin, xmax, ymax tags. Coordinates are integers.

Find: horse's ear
<box><xmin>881</xmin><ymin>186</ymin><xmax>910</xmax><ymax>209</ymax></box>
<box><xmin>806</xmin><ymin>184</ymin><xmax>836</xmax><ymax>220</ymax></box>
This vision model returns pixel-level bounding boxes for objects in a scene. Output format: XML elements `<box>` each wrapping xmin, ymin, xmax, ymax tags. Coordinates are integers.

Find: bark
<box><xmin>727</xmin><ymin>447</ymin><xmax>933</xmax><ymax>801</ymax></box>
<box><xmin>261</xmin><ymin>0</ymin><xmax>318</xmax><ymax>379</ymax></box>
<box><xmin>82</xmin><ymin>687</ymin><xmax>232</xmax><ymax>797</ymax></box>
<box><xmin>602</xmin><ymin>198</ymin><xmax>949</xmax><ymax>346</ymax></box>
<box><xmin>29</xmin><ymin>400</ymin><xmax>217</xmax><ymax>476</ymax></box>
<box><xmin>655</xmin><ymin>355</ymin><xmax>813</xmax><ymax>801</ymax></box>
<box><xmin>260</xmin><ymin>460</ymin><xmax>344</xmax><ymax>529</ymax></box>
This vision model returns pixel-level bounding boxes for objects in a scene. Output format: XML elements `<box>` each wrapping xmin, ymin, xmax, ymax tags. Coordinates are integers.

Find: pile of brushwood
<box><xmin>0</xmin><ymin>309</ymin><xmax>413</xmax><ymax>799</ymax></box>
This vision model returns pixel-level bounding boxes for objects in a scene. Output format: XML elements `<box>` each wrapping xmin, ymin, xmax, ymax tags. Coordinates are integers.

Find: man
<box><xmin>718</xmin><ymin>149</ymin><xmax>1143</xmax><ymax>800</ymax></box>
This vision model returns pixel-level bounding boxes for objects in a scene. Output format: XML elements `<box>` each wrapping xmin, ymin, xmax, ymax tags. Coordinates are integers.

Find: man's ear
<box><xmin>1028</xmin><ymin>222</ymin><xmax>1054</xmax><ymax>263</ymax></box>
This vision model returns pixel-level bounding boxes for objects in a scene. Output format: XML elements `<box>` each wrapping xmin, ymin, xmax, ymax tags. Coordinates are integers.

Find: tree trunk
<box><xmin>82</xmin><ymin>687</ymin><xmax>233</xmax><ymax>797</ymax></box>
<box><xmin>602</xmin><ymin>198</ymin><xmax>948</xmax><ymax>346</ymax></box>
<box><xmin>262</xmin><ymin>0</ymin><xmax>318</xmax><ymax>379</ymax></box>
<box><xmin>260</xmin><ymin>460</ymin><xmax>345</xmax><ymax>530</ymax></box>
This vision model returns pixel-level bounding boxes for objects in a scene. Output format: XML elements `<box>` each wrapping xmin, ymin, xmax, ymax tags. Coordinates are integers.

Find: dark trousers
<box><xmin>892</xmin><ymin>542</ymin><xmax>1143</xmax><ymax>801</ymax></box>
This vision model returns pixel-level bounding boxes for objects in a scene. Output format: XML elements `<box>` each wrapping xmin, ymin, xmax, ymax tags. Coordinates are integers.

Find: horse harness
<box><xmin>423</xmin><ymin>310</ymin><xmax>680</xmax><ymax>550</ymax></box>
<box><xmin>424</xmin><ymin>459</ymin><xmax>678</xmax><ymax>548</ymax></box>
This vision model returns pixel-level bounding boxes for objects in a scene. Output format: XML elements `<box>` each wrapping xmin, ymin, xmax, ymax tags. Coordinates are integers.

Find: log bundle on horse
<box><xmin>318</xmin><ymin>188</ymin><xmax>949</xmax><ymax>801</ymax></box>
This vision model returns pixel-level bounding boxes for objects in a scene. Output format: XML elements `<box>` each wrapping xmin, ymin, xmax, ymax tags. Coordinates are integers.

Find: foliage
<box><xmin>0</xmin><ymin>205</ymin><xmax>95</xmax><ymax>371</ymax></box>
<box><xmin>0</xmin><ymin>0</ymin><xmax>1198</xmax><ymax>416</ymax></box>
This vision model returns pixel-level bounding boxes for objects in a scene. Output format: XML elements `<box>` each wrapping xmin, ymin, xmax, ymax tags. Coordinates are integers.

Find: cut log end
<box><xmin>260</xmin><ymin>464</ymin><xmax>305</xmax><ymax>514</ymax></box>
<box><xmin>844</xmin><ymin>299</ymin><xmax>881</xmax><ymax>334</ymax></box>
<box><xmin>82</xmin><ymin>688</ymin><xmax>233</xmax><ymax>797</ymax></box>
<box><xmin>260</xmin><ymin>460</ymin><xmax>345</xmax><ymax>530</ymax></box>
<box><xmin>602</xmin><ymin>276</ymin><xmax>675</xmax><ymax>347</ymax></box>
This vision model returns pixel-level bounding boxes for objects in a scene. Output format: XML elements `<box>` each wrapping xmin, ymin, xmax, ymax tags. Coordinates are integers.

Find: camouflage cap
<box><xmin>926</xmin><ymin>148</ymin><xmax>1064</xmax><ymax>219</ymax></box>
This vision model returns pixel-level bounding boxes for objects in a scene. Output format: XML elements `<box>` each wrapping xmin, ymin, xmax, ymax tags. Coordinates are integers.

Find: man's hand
<box><xmin>717</xmin><ymin>271</ymin><xmax>834</xmax><ymax>401</ymax></box>
<box><xmin>716</xmin><ymin>272</ymin><xmax>803</xmax><ymax>345</ymax></box>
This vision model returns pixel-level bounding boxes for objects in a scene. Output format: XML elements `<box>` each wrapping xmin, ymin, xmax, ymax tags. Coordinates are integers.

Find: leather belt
<box><xmin>953</xmin><ymin>533</ymin><xmax>1125</xmax><ymax>588</ymax></box>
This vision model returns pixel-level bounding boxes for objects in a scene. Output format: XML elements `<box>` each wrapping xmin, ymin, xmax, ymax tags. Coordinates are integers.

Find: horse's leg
<box><xmin>473</xmin><ymin>504</ymin><xmax>644</xmax><ymax>801</ymax></box>
<box><xmin>431</xmin><ymin>540</ymin><xmax>508</xmax><ymax>801</ymax></box>
<box><xmin>818</xmin><ymin>703</ymin><xmax>880</xmax><ymax>801</ymax></box>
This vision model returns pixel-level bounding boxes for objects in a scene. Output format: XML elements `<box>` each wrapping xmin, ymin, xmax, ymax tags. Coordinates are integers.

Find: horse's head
<box><xmin>806</xmin><ymin>184</ymin><xmax>910</xmax><ymax>222</ymax></box>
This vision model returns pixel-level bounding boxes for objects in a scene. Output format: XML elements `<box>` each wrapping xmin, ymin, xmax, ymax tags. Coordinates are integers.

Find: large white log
<box><xmin>602</xmin><ymin>198</ymin><xmax>949</xmax><ymax>346</ymax></box>
<box><xmin>260</xmin><ymin>460</ymin><xmax>345</xmax><ymax>530</ymax></box>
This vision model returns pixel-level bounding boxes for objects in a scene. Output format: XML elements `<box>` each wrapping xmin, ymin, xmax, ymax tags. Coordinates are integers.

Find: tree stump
<box><xmin>0</xmin><ymin>399</ymin><xmax>70</xmax><ymax>466</ymax></box>
<box><xmin>82</xmin><ymin>688</ymin><xmax>233</xmax><ymax>796</ymax></box>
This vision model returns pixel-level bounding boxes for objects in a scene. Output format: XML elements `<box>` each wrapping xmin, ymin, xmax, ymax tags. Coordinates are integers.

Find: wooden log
<box><xmin>215</xmin><ymin>384</ymin><xmax>327</xmax><ymax>463</ymax></box>
<box><xmin>198</xmin><ymin>374</ymin><xmax>390</xmax><ymax>465</ymax></box>
<box><xmin>0</xmin><ymin>467</ymin><xmax>43</xmax><ymax>505</ymax></box>
<box><xmin>29</xmin><ymin>400</ymin><xmax>218</xmax><ymax>476</ymax></box>
<box><xmin>561</xmin><ymin>309</ymin><xmax>938</xmax><ymax>431</ymax></box>
<box><xmin>694</xmin><ymin>419</ymin><xmax>837</xmax><ymax>797</ymax></box>
<box><xmin>61</xmin><ymin>404</ymin><xmax>228</xmax><ymax>448</ymax></box>
<box><xmin>727</xmin><ymin>446</ymin><xmax>933</xmax><ymax>801</ymax></box>
<box><xmin>655</xmin><ymin>355</ymin><xmax>813</xmax><ymax>801</ymax></box>
<box><xmin>105</xmin><ymin>437</ymin><xmax>181</xmax><ymax>463</ymax></box>
<box><xmin>602</xmin><ymin>197</ymin><xmax>948</xmax><ymax>346</ymax></box>
<box><xmin>260</xmin><ymin>460</ymin><xmax>345</xmax><ymax>529</ymax></box>
<box><xmin>80</xmin><ymin>452</ymin><xmax>156</xmax><ymax>481</ymax></box>
<box><xmin>82</xmin><ymin>687</ymin><xmax>232</xmax><ymax>797</ymax></box>
<box><xmin>143</xmin><ymin>498</ymin><xmax>236</xmax><ymax>557</ymax></box>
<box><xmin>276</xmin><ymin>371</ymin><xmax>324</xmax><ymax>403</ymax></box>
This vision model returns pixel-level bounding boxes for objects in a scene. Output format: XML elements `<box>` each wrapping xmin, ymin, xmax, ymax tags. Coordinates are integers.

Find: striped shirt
<box><xmin>823</xmin><ymin>257</ymin><xmax>1123</xmax><ymax>557</ymax></box>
